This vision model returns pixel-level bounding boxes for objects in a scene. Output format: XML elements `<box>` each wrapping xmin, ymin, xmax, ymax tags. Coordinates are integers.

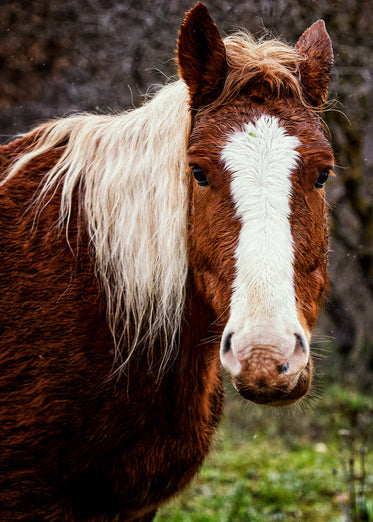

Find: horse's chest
<box><xmin>117</xmin><ymin>371</ymin><xmax>224</xmax><ymax>493</ymax></box>
<box><xmin>66</xmin><ymin>371</ymin><xmax>224</xmax><ymax>519</ymax></box>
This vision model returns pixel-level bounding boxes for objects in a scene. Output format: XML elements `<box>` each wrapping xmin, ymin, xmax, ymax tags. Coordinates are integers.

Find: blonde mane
<box><xmin>6</xmin><ymin>81</ymin><xmax>191</xmax><ymax>373</ymax></box>
<box><xmin>4</xmin><ymin>33</ymin><xmax>310</xmax><ymax>373</ymax></box>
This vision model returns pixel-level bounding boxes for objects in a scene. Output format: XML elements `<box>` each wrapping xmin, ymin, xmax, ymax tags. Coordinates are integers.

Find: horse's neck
<box><xmin>0</xmin><ymin>135</ymin><xmax>223</xmax><ymax>418</ymax></box>
<box><xmin>169</xmin><ymin>284</ymin><xmax>222</xmax><ymax>414</ymax></box>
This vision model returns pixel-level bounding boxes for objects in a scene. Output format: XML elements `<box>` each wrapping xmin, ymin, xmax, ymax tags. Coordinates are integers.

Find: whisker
<box><xmin>197</xmin><ymin>335</ymin><xmax>222</xmax><ymax>346</ymax></box>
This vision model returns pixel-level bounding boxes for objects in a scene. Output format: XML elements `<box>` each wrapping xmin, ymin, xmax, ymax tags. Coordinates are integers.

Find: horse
<box><xmin>0</xmin><ymin>3</ymin><xmax>334</xmax><ymax>521</ymax></box>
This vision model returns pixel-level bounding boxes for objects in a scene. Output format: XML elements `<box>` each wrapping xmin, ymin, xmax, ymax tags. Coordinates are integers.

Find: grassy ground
<box><xmin>155</xmin><ymin>383</ymin><xmax>373</xmax><ymax>521</ymax></box>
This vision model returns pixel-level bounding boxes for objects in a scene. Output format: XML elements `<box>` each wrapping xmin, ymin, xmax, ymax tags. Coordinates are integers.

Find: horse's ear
<box><xmin>177</xmin><ymin>3</ymin><xmax>227</xmax><ymax>110</ymax></box>
<box><xmin>295</xmin><ymin>20</ymin><xmax>333</xmax><ymax>108</ymax></box>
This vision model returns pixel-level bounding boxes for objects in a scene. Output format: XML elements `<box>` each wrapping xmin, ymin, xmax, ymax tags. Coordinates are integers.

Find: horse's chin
<box><xmin>231</xmin><ymin>365</ymin><xmax>312</xmax><ymax>407</ymax></box>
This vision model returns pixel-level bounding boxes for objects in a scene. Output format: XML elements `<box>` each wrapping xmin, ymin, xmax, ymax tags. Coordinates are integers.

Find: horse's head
<box><xmin>177</xmin><ymin>3</ymin><xmax>334</xmax><ymax>406</ymax></box>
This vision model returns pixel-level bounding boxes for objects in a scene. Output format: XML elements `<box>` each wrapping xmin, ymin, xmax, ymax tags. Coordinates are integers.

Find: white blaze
<box><xmin>221</xmin><ymin>115</ymin><xmax>301</xmax><ymax>342</ymax></box>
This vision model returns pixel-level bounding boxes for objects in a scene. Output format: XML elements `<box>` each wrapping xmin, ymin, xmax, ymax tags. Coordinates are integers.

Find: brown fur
<box><xmin>0</xmin><ymin>3</ymin><xmax>333</xmax><ymax>520</ymax></box>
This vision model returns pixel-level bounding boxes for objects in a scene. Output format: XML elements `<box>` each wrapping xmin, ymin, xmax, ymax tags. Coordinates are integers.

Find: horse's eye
<box><xmin>315</xmin><ymin>170</ymin><xmax>329</xmax><ymax>189</ymax></box>
<box><xmin>191</xmin><ymin>166</ymin><xmax>209</xmax><ymax>187</ymax></box>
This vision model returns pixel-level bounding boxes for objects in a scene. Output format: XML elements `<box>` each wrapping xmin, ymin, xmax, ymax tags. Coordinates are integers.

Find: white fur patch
<box><xmin>221</xmin><ymin>114</ymin><xmax>301</xmax><ymax>332</ymax></box>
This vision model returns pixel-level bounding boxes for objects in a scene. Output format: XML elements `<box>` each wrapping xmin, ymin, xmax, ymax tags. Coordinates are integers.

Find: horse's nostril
<box><xmin>295</xmin><ymin>333</ymin><xmax>306</xmax><ymax>353</ymax></box>
<box><xmin>222</xmin><ymin>332</ymin><xmax>233</xmax><ymax>354</ymax></box>
<box><xmin>277</xmin><ymin>361</ymin><xmax>290</xmax><ymax>374</ymax></box>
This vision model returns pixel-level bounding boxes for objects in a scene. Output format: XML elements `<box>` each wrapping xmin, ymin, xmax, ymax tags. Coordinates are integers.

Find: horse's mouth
<box><xmin>231</xmin><ymin>363</ymin><xmax>312</xmax><ymax>407</ymax></box>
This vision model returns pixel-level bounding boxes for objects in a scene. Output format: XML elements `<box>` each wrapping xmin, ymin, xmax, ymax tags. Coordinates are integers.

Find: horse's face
<box><xmin>188</xmin><ymin>98</ymin><xmax>333</xmax><ymax>405</ymax></box>
<box><xmin>178</xmin><ymin>3</ymin><xmax>334</xmax><ymax>406</ymax></box>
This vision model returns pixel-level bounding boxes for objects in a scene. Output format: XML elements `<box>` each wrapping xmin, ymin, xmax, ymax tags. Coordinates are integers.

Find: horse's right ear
<box><xmin>177</xmin><ymin>3</ymin><xmax>227</xmax><ymax>110</ymax></box>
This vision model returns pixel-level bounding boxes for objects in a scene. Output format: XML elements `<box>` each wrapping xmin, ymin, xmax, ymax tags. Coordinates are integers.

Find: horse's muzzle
<box><xmin>220</xmin><ymin>327</ymin><xmax>312</xmax><ymax>406</ymax></box>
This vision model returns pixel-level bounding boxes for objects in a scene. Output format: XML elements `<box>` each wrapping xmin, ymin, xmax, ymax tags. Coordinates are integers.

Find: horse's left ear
<box><xmin>295</xmin><ymin>20</ymin><xmax>333</xmax><ymax>108</ymax></box>
<box><xmin>176</xmin><ymin>3</ymin><xmax>227</xmax><ymax>110</ymax></box>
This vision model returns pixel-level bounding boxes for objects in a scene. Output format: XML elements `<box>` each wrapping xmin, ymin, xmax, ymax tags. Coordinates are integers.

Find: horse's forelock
<box><xmin>197</xmin><ymin>33</ymin><xmax>313</xmax><ymax>116</ymax></box>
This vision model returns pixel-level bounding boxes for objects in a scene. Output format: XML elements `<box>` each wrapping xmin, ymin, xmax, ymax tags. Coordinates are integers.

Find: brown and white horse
<box><xmin>0</xmin><ymin>3</ymin><xmax>334</xmax><ymax>521</ymax></box>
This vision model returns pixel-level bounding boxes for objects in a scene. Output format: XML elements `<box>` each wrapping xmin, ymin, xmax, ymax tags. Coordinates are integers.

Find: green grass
<box><xmin>155</xmin><ymin>384</ymin><xmax>373</xmax><ymax>521</ymax></box>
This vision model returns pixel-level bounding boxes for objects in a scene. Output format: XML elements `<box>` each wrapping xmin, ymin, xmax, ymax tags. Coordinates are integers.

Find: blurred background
<box><xmin>1</xmin><ymin>1</ymin><xmax>372</xmax><ymax>519</ymax></box>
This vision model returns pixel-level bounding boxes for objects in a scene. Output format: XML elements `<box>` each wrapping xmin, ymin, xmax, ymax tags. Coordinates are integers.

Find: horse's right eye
<box><xmin>191</xmin><ymin>166</ymin><xmax>209</xmax><ymax>187</ymax></box>
<box><xmin>315</xmin><ymin>170</ymin><xmax>330</xmax><ymax>189</ymax></box>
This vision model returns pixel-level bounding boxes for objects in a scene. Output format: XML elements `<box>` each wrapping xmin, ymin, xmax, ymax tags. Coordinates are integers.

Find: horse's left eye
<box><xmin>315</xmin><ymin>170</ymin><xmax>329</xmax><ymax>189</ymax></box>
<box><xmin>191</xmin><ymin>166</ymin><xmax>209</xmax><ymax>187</ymax></box>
